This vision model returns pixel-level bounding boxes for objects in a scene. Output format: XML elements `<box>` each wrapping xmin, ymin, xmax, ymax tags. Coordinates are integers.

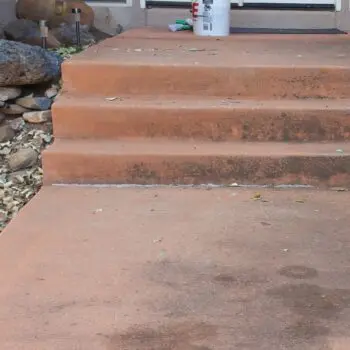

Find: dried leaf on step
<box><xmin>105</xmin><ymin>97</ymin><xmax>121</xmax><ymax>101</ymax></box>
<box><xmin>252</xmin><ymin>192</ymin><xmax>262</xmax><ymax>200</ymax></box>
<box><xmin>331</xmin><ymin>187</ymin><xmax>348</xmax><ymax>192</ymax></box>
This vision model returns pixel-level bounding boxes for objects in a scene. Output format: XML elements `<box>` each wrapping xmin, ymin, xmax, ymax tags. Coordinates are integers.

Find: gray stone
<box><xmin>0</xmin><ymin>87</ymin><xmax>22</xmax><ymax>102</ymax></box>
<box><xmin>9</xmin><ymin>117</ymin><xmax>25</xmax><ymax>131</ymax></box>
<box><xmin>93</xmin><ymin>7</ymin><xmax>123</xmax><ymax>36</ymax></box>
<box><xmin>0</xmin><ymin>40</ymin><xmax>63</xmax><ymax>86</ymax></box>
<box><xmin>16</xmin><ymin>96</ymin><xmax>52</xmax><ymax>111</ymax></box>
<box><xmin>23</xmin><ymin>110</ymin><xmax>52</xmax><ymax>124</ymax></box>
<box><xmin>0</xmin><ymin>113</ymin><xmax>5</xmax><ymax>124</ymax></box>
<box><xmin>4</xmin><ymin>19</ymin><xmax>61</xmax><ymax>49</ymax></box>
<box><xmin>0</xmin><ymin>104</ymin><xmax>31</xmax><ymax>115</ymax></box>
<box><xmin>0</xmin><ymin>125</ymin><xmax>15</xmax><ymax>143</ymax></box>
<box><xmin>45</xmin><ymin>87</ymin><xmax>59</xmax><ymax>99</ymax></box>
<box><xmin>51</xmin><ymin>23</ymin><xmax>95</xmax><ymax>46</ymax></box>
<box><xmin>8</xmin><ymin>148</ymin><xmax>38</xmax><ymax>171</ymax></box>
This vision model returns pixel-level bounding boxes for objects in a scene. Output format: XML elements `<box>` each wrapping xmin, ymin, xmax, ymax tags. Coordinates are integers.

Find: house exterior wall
<box><xmin>90</xmin><ymin>0</ymin><xmax>350</xmax><ymax>33</ymax></box>
<box><xmin>1</xmin><ymin>0</ymin><xmax>348</xmax><ymax>35</ymax></box>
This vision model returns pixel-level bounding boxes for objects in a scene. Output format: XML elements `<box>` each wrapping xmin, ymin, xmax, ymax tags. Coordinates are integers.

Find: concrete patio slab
<box><xmin>0</xmin><ymin>186</ymin><xmax>350</xmax><ymax>349</ymax></box>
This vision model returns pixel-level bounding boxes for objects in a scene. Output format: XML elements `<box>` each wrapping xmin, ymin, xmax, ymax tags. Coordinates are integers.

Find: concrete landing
<box><xmin>62</xmin><ymin>33</ymin><xmax>350</xmax><ymax>98</ymax></box>
<box><xmin>1</xmin><ymin>186</ymin><xmax>350</xmax><ymax>349</ymax></box>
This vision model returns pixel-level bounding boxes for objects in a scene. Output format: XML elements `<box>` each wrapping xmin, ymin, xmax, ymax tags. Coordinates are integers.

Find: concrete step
<box><xmin>62</xmin><ymin>35</ymin><xmax>350</xmax><ymax>99</ymax></box>
<box><xmin>43</xmin><ymin>139</ymin><xmax>350</xmax><ymax>186</ymax></box>
<box><xmin>54</xmin><ymin>95</ymin><xmax>350</xmax><ymax>141</ymax></box>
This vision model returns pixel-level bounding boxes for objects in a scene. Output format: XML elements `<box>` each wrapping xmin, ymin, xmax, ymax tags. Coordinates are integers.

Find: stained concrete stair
<box><xmin>62</xmin><ymin>61</ymin><xmax>350</xmax><ymax>99</ymax></box>
<box><xmin>53</xmin><ymin>95</ymin><xmax>350</xmax><ymax>141</ymax></box>
<box><xmin>44</xmin><ymin>29</ymin><xmax>350</xmax><ymax>187</ymax></box>
<box><xmin>43</xmin><ymin>139</ymin><xmax>350</xmax><ymax>186</ymax></box>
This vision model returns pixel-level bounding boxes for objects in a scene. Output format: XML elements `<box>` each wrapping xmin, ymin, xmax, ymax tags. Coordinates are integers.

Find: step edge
<box><xmin>43</xmin><ymin>139</ymin><xmax>350</xmax><ymax>157</ymax></box>
<box><xmin>53</xmin><ymin>96</ymin><xmax>350</xmax><ymax>111</ymax></box>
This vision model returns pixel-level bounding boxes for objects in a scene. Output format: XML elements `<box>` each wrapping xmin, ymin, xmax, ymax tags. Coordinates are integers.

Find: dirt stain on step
<box><xmin>278</xmin><ymin>265</ymin><xmax>319</xmax><ymax>280</ymax></box>
<box><xmin>108</xmin><ymin>322</ymin><xmax>216</xmax><ymax>350</ymax></box>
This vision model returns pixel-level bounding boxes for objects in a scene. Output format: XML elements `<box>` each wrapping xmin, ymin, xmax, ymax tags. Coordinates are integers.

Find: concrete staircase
<box><xmin>3</xmin><ymin>30</ymin><xmax>350</xmax><ymax>349</ymax></box>
<box><xmin>43</xmin><ymin>29</ymin><xmax>350</xmax><ymax>187</ymax></box>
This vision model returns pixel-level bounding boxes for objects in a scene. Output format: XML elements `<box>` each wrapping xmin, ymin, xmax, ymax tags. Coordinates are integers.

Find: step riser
<box><xmin>43</xmin><ymin>153</ymin><xmax>350</xmax><ymax>187</ymax></box>
<box><xmin>63</xmin><ymin>63</ymin><xmax>350</xmax><ymax>99</ymax></box>
<box><xmin>54</xmin><ymin>103</ymin><xmax>350</xmax><ymax>142</ymax></box>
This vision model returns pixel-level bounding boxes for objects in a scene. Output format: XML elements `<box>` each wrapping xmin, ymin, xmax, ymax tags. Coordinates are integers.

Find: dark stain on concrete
<box><xmin>280</xmin><ymin>319</ymin><xmax>330</xmax><ymax>342</ymax></box>
<box><xmin>123</xmin><ymin>155</ymin><xmax>350</xmax><ymax>187</ymax></box>
<box><xmin>267</xmin><ymin>283</ymin><xmax>350</xmax><ymax>319</ymax></box>
<box><xmin>147</xmin><ymin>260</ymin><xmax>268</xmax><ymax>291</ymax></box>
<box><xmin>127</xmin><ymin>163</ymin><xmax>159</xmax><ymax>183</ymax></box>
<box><xmin>138</xmin><ymin>257</ymin><xmax>350</xmax><ymax>349</ymax></box>
<box><xmin>213</xmin><ymin>273</ymin><xmax>237</xmax><ymax>284</ymax></box>
<box><xmin>108</xmin><ymin>322</ymin><xmax>216</xmax><ymax>350</ymax></box>
<box><xmin>278</xmin><ymin>266</ymin><xmax>319</xmax><ymax>280</ymax></box>
<box><xmin>144</xmin><ymin>260</ymin><xmax>269</xmax><ymax>317</ymax></box>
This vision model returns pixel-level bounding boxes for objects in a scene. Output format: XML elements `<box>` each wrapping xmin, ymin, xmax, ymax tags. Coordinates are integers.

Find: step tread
<box><xmin>46</xmin><ymin>139</ymin><xmax>350</xmax><ymax>157</ymax></box>
<box><xmin>69</xmin><ymin>35</ymin><xmax>350</xmax><ymax>68</ymax></box>
<box><xmin>55</xmin><ymin>95</ymin><xmax>350</xmax><ymax>111</ymax></box>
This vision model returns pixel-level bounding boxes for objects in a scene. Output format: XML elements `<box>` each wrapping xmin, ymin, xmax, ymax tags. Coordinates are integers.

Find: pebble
<box><xmin>8</xmin><ymin>148</ymin><xmax>38</xmax><ymax>171</ymax></box>
<box><xmin>45</xmin><ymin>87</ymin><xmax>59</xmax><ymax>99</ymax></box>
<box><xmin>0</xmin><ymin>125</ymin><xmax>15</xmax><ymax>143</ymax></box>
<box><xmin>9</xmin><ymin>117</ymin><xmax>25</xmax><ymax>131</ymax></box>
<box><xmin>23</xmin><ymin>110</ymin><xmax>52</xmax><ymax>124</ymax></box>
<box><xmin>16</xmin><ymin>95</ymin><xmax>52</xmax><ymax>111</ymax></box>
<box><xmin>0</xmin><ymin>87</ymin><xmax>22</xmax><ymax>102</ymax></box>
<box><xmin>9</xmin><ymin>170</ymin><xmax>27</xmax><ymax>184</ymax></box>
<box><xmin>0</xmin><ymin>104</ymin><xmax>31</xmax><ymax>115</ymax></box>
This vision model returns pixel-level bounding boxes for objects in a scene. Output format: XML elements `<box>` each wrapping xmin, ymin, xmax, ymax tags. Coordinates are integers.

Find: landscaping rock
<box><xmin>51</xmin><ymin>23</ymin><xmax>95</xmax><ymax>46</ymax></box>
<box><xmin>48</xmin><ymin>0</ymin><xmax>95</xmax><ymax>28</ymax></box>
<box><xmin>0</xmin><ymin>87</ymin><xmax>22</xmax><ymax>102</ymax></box>
<box><xmin>0</xmin><ymin>104</ymin><xmax>31</xmax><ymax>115</ymax></box>
<box><xmin>16</xmin><ymin>95</ymin><xmax>52</xmax><ymax>110</ymax></box>
<box><xmin>45</xmin><ymin>86</ymin><xmax>59</xmax><ymax>99</ymax></box>
<box><xmin>0</xmin><ymin>125</ymin><xmax>15</xmax><ymax>143</ymax></box>
<box><xmin>0</xmin><ymin>112</ymin><xmax>52</xmax><ymax>232</ymax></box>
<box><xmin>8</xmin><ymin>148</ymin><xmax>38</xmax><ymax>171</ymax></box>
<box><xmin>4</xmin><ymin>19</ymin><xmax>61</xmax><ymax>49</ymax></box>
<box><xmin>0</xmin><ymin>40</ymin><xmax>63</xmax><ymax>86</ymax></box>
<box><xmin>23</xmin><ymin>110</ymin><xmax>52</xmax><ymax>124</ymax></box>
<box><xmin>9</xmin><ymin>117</ymin><xmax>25</xmax><ymax>131</ymax></box>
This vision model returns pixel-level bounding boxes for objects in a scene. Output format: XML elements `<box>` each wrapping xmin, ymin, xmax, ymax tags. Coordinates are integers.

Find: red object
<box><xmin>192</xmin><ymin>1</ymin><xmax>199</xmax><ymax>18</ymax></box>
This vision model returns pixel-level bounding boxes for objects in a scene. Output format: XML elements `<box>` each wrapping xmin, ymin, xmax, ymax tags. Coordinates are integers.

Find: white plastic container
<box><xmin>192</xmin><ymin>0</ymin><xmax>230</xmax><ymax>37</ymax></box>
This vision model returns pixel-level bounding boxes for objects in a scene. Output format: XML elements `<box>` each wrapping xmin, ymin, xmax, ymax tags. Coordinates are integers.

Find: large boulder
<box><xmin>0</xmin><ymin>40</ymin><xmax>63</xmax><ymax>86</ymax></box>
<box><xmin>4</xmin><ymin>19</ymin><xmax>61</xmax><ymax>49</ymax></box>
<box><xmin>51</xmin><ymin>23</ymin><xmax>95</xmax><ymax>46</ymax></box>
<box><xmin>16</xmin><ymin>0</ymin><xmax>94</xmax><ymax>28</ymax></box>
<box><xmin>48</xmin><ymin>0</ymin><xmax>95</xmax><ymax>29</ymax></box>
